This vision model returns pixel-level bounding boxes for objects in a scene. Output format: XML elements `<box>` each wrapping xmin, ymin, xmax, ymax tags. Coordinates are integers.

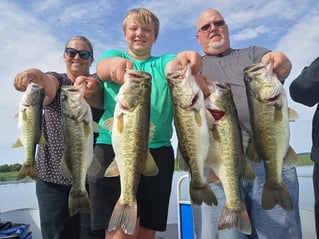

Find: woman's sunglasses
<box><xmin>65</xmin><ymin>47</ymin><xmax>92</xmax><ymax>60</ymax></box>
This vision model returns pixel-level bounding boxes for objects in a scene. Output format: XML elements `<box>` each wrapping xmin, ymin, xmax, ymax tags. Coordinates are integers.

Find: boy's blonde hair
<box><xmin>122</xmin><ymin>8</ymin><xmax>160</xmax><ymax>39</ymax></box>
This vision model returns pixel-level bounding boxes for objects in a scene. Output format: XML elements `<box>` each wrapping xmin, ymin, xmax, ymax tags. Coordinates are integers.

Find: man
<box><xmin>290</xmin><ymin>56</ymin><xmax>319</xmax><ymax>238</ymax></box>
<box><xmin>192</xmin><ymin>8</ymin><xmax>302</xmax><ymax>239</ymax></box>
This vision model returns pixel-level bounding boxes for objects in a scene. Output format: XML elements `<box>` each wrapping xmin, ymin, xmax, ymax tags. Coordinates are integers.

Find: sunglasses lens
<box><xmin>65</xmin><ymin>48</ymin><xmax>91</xmax><ymax>60</ymax></box>
<box><xmin>199</xmin><ymin>20</ymin><xmax>225</xmax><ymax>32</ymax></box>
<box><xmin>66</xmin><ymin>48</ymin><xmax>77</xmax><ymax>57</ymax></box>
<box><xmin>79</xmin><ymin>51</ymin><xmax>90</xmax><ymax>60</ymax></box>
<box><xmin>200</xmin><ymin>24</ymin><xmax>211</xmax><ymax>32</ymax></box>
<box><xmin>214</xmin><ymin>20</ymin><xmax>225</xmax><ymax>26</ymax></box>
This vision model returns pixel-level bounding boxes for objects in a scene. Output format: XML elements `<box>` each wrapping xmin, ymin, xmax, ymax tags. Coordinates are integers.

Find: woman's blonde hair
<box><xmin>122</xmin><ymin>8</ymin><xmax>160</xmax><ymax>39</ymax></box>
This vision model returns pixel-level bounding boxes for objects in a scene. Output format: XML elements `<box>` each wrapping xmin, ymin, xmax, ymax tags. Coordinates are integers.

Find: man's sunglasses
<box><xmin>65</xmin><ymin>47</ymin><xmax>92</xmax><ymax>60</ymax></box>
<box><xmin>198</xmin><ymin>20</ymin><xmax>225</xmax><ymax>33</ymax></box>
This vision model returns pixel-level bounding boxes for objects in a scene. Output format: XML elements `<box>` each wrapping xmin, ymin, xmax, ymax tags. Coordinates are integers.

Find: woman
<box><xmin>13</xmin><ymin>35</ymin><xmax>103</xmax><ymax>239</ymax></box>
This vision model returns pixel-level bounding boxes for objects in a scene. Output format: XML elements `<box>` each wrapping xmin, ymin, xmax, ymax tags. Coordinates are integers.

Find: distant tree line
<box><xmin>0</xmin><ymin>163</ymin><xmax>22</xmax><ymax>172</ymax></box>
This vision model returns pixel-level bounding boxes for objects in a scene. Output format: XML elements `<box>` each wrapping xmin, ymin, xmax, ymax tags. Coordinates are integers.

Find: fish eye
<box><xmin>61</xmin><ymin>94</ymin><xmax>68</xmax><ymax>101</ymax></box>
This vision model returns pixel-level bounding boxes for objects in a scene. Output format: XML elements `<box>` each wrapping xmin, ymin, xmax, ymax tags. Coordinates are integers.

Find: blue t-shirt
<box><xmin>96</xmin><ymin>49</ymin><xmax>175</xmax><ymax>148</ymax></box>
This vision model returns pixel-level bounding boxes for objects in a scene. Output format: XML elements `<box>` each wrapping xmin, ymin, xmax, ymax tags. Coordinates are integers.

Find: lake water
<box><xmin>0</xmin><ymin>167</ymin><xmax>314</xmax><ymax>220</ymax></box>
<box><xmin>0</xmin><ymin>171</ymin><xmax>189</xmax><ymax>224</ymax></box>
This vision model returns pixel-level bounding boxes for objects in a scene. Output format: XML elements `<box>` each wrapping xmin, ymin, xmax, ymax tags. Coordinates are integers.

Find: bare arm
<box><xmin>75</xmin><ymin>76</ymin><xmax>104</xmax><ymax>109</ymax></box>
<box><xmin>96</xmin><ymin>57</ymin><xmax>133</xmax><ymax>84</ymax></box>
<box><xmin>261</xmin><ymin>51</ymin><xmax>291</xmax><ymax>81</ymax></box>
<box><xmin>13</xmin><ymin>68</ymin><xmax>59</xmax><ymax>106</ymax></box>
<box><xmin>166</xmin><ymin>51</ymin><xmax>202</xmax><ymax>75</ymax></box>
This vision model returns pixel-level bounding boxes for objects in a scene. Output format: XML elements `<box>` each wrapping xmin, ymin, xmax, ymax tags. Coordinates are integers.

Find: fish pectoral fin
<box><xmin>116</xmin><ymin>114</ymin><xmax>124</xmax><ymax>133</ymax></box>
<box><xmin>60</xmin><ymin>158</ymin><xmax>72</xmax><ymax>179</ymax></box>
<box><xmin>288</xmin><ymin>107</ymin><xmax>299</xmax><ymax>121</ymax></box>
<box><xmin>283</xmin><ymin>145</ymin><xmax>298</xmax><ymax>167</ymax></box>
<box><xmin>246</xmin><ymin>141</ymin><xmax>262</xmax><ymax>163</ymax></box>
<box><xmin>194</xmin><ymin>111</ymin><xmax>202</xmax><ymax>127</ymax></box>
<box><xmin>105</xmin><ymin>159</ymin><xmax>120</xmax><ymax>177</ymax></box>
<box><xmin>12</xmin><ymin>139</ymin><xmax>23</xmax><ymax>148</ymax></box>
<box><xmin>87</xmin><ymin>155</ymin><xmax>102</xmax><ymax>177</ymax></box>
<box><xmin>212</xmin><ymin>127</ymin><xmax>221</xmax><ymax>142</ymax></box>
<box><xmin>274</xmin><ymin>104</ymin><xmax>283</xmax><ymax>122</ymax></box>
<box><xmin>22</xmin><ymin>110</ymin><xmax>28</xmax><ymax>121</ymax></box>
<box><xmin>175</xmin><ymin>146</ymin><xmax>189</xmax><ymax>171</ymax></box>
<box><xmin>83</xmin><ymin>122</ymin><xmax>91</xmax><ymax>137</ymax></box>
<box><xmin>141</xmin><ymin>152</ymin><xmax>158</xmax><ymax>176</ymax></box>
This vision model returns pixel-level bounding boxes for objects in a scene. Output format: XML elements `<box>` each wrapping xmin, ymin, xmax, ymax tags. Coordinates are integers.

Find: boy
<box><xmin>89</xmin><ymin>8</ymin><xmax>201</xmax><ymax>239</ymax></box>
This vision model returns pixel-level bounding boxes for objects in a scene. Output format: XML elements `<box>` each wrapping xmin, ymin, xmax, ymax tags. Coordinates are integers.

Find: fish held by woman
<box><xmin>13</xmin><ymin>82</ymin><xmax>46</xmax><ymax>180</ymax></box>
<box><xmin>60</xmin><ymin>83</ymin><xmax>100</xmax><ymax>216</ymax></box>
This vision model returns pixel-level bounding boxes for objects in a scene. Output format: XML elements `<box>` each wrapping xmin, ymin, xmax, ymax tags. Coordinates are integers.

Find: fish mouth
<box><xmin>207</xmin><ymin>108</ymin><xmax>225</xmax><ymax>121</ymax></box>
<box><xmin>189</xmin><ymin>93</ymin><xmax>199</xmax><ymax>107</ymax></box>
<box><xmin>266</xmin><ymin>93</ymin><xmax>280</xmax><ymax>102</ymax></box>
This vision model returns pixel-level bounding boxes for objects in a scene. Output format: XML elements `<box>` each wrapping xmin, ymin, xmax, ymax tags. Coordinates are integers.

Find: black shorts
<box><xmin>89</xmin><ymin>144</ymin><xmax>175</xmax><ymax>232</ymax></box>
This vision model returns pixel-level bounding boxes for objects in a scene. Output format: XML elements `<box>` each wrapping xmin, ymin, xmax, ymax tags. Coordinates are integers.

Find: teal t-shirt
<box><xmin>96</xmin><ymin>49</ymin><xmax>175</xmax><ymax>148</ymax></box>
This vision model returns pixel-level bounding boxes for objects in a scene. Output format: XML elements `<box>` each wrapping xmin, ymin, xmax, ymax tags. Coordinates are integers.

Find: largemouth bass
<box><xmin>205</xmin><ymin>81</ymin><xmax>255</xmax><ymax>235</ymax></box>
<box><xmin>13</xmin><ymin>82</ymin><xmax>46</xmax><ymax>180</ymax></box>
<box><xmin>167</xmin><ymin>64</ymin><xmax>217</xmax><ymax>206</ymax></box>
<box><xmin>244</xmin><ymin>60</ymin><xmax>298</xmax><ymax>211</ymax></box>
<box><xmin>60</xmin><ymin>83</ymin><xmax>100</xmax><ymax>216</ymax></box>
<box><xmin>105</xmin><ymin>70</ymin><xmax>158</xmax><ymax>235</ymax></box>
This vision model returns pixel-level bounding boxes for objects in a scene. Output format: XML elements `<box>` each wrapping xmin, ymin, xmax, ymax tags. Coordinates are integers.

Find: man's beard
<box><xmin>208</xmin><ymin>38</ymin><xmax>226</xmax><ymax>51</ymax></box>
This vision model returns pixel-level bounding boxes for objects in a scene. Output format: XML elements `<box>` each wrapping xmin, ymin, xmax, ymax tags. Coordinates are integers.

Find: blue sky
<box><xmin>1</xmin><ymin>0</ymin><xmax>319</xmax><ymax>165</ymax></box>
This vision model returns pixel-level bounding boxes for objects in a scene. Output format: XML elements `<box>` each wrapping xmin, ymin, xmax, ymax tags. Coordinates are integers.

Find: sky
<box><xmin>1</xmin><ymin>0</ymin><xmax>319</xmax><ymax>165</ymax></box>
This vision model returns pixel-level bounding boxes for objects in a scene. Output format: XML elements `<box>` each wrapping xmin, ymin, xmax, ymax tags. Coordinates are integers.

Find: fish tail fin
<box><xmin>261</xmin><ymin>182</ymin><xmax>294</xmax><ymax>211</ymax></box>
<box><xmin>190</xmin><ymin>183</ymin><xmax>218</xmax><ymax>206</ymax></box>
<box><xmin>68</xmin><ymin>189</ymin><xmax>90</xmax><ymax>216</ymax></box>
<box><xmin>108</xmin><ymin>200</ymin><xmax>137</xmax><ymax>235</ymax></box>
<box><xmin>17</xmin><ymin>164</ymin><xmax>37</xmax><ymax>180</ymax></box>
<box><xmin>218</xmin><ymin>203</ymin><xmax>252</xmax><ymax>235</ymax></box>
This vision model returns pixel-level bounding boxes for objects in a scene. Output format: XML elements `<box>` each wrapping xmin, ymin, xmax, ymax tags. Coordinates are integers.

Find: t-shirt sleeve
<box><xmin>97</xmin><ymin>49</ymin><xmax>125</xmax><ymax>62</ymax></box>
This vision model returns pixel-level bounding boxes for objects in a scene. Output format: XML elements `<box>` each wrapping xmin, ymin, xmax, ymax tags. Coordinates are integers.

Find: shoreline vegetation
<box><xmin>0</xmin><ymin>153</ymin><xmax>313</xmax><ymax>182</ymax></box>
